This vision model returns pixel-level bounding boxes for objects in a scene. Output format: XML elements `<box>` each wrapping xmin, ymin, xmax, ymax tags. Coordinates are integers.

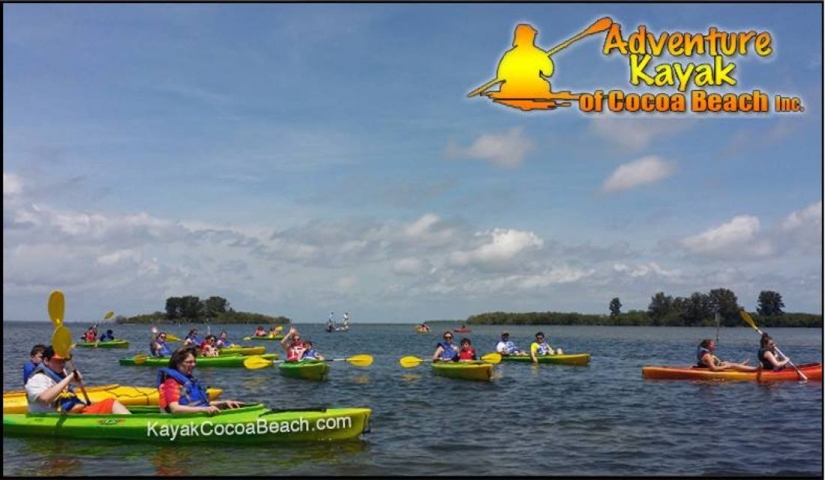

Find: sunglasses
<box><xmin>444</xmin><ymin>336</ymin><xmax>453</xmax><ymax>340</ymax></box>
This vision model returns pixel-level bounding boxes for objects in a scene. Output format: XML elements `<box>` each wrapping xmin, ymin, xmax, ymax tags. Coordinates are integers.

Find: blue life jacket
<box><xmin>156</xmin><ymin>367</ymin><xmax>210</xmax><ymax>411</ymax></box>
<box><xmin>99</xmin><ymin>333</ymin><xmax>114</xmax><ymax>342</ymax></box>
<box><xmin>186</xmin><ymin>335</ymin><xmax>203</xmax><ymax>346</ymax></box>
<box><xmin>150</xmin><ymin>340</ymin><xmax>173</xmax><ymax>357</ymax></box>
<box><xmin>30</xmin><ymin>363</ymin><xmax>87</xmax><ymax>412</ymax></box>
<box><xmin>436</xmin><ymin>341</ymin><xmax>458</xmax><ymax>361</ymax></box>
<box><xmin>303</xmin><ymin>349</ymin><xmax>320</xmax><ymax>360</ymax></box>
<box><xmin>501</xmin><ymin>341</ymin><xmax>519</xmax><ymax>354</ymax></box>
<box><xmin>23</xmin><ymin>360</ymin><xmax>38</xmax><ymax>386</ymax></box>
<box><xmin>535</xmin><ymin>341</ymin><xmax>553</xmax><ymax>355</ymax></box>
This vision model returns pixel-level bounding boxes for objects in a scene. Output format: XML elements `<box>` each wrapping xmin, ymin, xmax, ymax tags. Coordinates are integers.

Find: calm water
<box><xmin>3</xmin><ymin>322</ymin><xmax>822</xmax><ymax>476</ymax></box>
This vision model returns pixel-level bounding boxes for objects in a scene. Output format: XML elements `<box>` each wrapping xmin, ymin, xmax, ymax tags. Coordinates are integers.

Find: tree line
<box><xmin>116</xmin><ymin>295</ymin><xmax>291</xmax><ymax>325</ymax></box>
<box><xmin>466</xmin><ymin>289</ymin><xmax>821</xmax><ymax>327</ymax></box>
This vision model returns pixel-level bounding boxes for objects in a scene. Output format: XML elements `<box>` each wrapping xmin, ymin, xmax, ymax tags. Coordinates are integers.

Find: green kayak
<box><xmin>219</xmin><ymin>346</ymin><xmax>266</xmax><ymax>356</ymax></box>
<box><xmin>3</xmin><ymin>404</ymin><xmax>371</xmax><ymax>443</ymax></box>
<box><xmin>501</xmin><ymin>353</ymin><xmax>591</xmax><ymax>366</ymax></box>
<box><xmin>76</xmin><ymin>340</ymin><xmax>130</xmax><ymax>349</ymax></box>
<box><xmin>119</xmin><ymin>353</ymin><xmax>279</xmax><ymax>368</ymax></box>
<box><xmin>243</xmin><ymin>335</ymin><xmax>284</xmax><ymax>341</ymax></box>
<box><xmin>278</xmin><ymin>360</ymin><xmax>330</xmax><ymax>381</ymax></box>
<box><xmin>432</xmin><ymin>361</ymin><xmax>493</xmax><ymax>382</ymax></box>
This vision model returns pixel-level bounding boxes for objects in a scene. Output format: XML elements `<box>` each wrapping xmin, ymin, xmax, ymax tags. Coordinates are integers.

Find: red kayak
<box><xmin>453</xmin><ymin>328</ymin><xmax>472</xmax><ymax>333</ymax></box>
<box><xmin>642</xmin><ymin>363</ymin><xmax>822</xmax><ymax>382</ymax></box>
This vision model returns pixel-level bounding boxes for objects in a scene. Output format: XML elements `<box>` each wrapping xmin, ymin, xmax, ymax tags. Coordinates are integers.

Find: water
<box><xmin>3</xmin><ymin>322</ymin><xmax>822</xmax><ymax>476</ymax></box>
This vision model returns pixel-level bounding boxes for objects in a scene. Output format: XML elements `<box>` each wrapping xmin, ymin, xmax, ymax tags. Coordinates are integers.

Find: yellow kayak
<box><xmin>3</xmin><ymin>384</ymin><xmax>224</xmax><ymax>414</ymax></box>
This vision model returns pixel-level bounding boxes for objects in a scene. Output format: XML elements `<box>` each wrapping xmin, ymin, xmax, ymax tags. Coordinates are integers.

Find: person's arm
<box><xmin>432</xmin><ymin>346</ymin><xmax>444</xmax><ymax>361</ymax></box>
<box><xmin>530</xmin><ymin>343</ymin><xmax>539</xmax><ymax>364</ymax></box>
<box><xmin>167</xmin><ymin>401</ymin><xmax>220</xmax><ymax>415</ymax></box>
<box><xmin>280</xmin><ymin>329</ymin><xmax>295</xmax><ymax>351</ymax></box>
<box><xmin>763</xmin><ymin>350</ymin><xmax>789</xmax><ymax>370</ymax></box>
<box><xmin>701</xmin><ymin>352</ymin><xmax>726</xmax><ymax>371</ymax></box>
<box><xmin>495</xmin><ymin>342</ymin><xmax>505</xmax><ymax>354</ymax></box>
<box><xmin>28</xmin><ymin>371</ymin><xmax>77</xmax><ymax>406</ymax></box>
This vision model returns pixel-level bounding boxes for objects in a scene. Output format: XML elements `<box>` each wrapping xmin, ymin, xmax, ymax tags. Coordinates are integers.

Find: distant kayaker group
<box><xmin>325</xmin><ymin>311</ymin><xmax>350</xmax><ymax>333</ymax></box>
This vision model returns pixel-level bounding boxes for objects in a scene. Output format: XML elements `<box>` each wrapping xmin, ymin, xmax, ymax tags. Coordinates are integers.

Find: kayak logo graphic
<box><xmin>468</xmin><ymin>17</ymin><xmax>805</xmax><ymax>115</ymax></box>
<box><xmin>98</xmin><ymin>418</ymin><xmax>125</xmax><ymax>426</ymax></box>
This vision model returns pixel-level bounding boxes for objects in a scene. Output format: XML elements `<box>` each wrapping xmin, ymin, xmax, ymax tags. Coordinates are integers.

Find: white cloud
<box><xmin>448</xmin><ymin>228</ymin><xmax>543</xmax><ymax>269</ymax></box>
<box><xmin>780</xmin><ymin>201</ymin><xmax>822</xmax><ymax>253</ymax></box>
<box><xmin>3</xmin><ymin>172</ymin><xmax>23</xmax><ymax>196</ymax></box>
<box><xmin>613</xmin><ymin>262</ymin><xmax>681</xmax><ymax>278</ymax></box>
<box><xmin>392</xmin><ymin>258</ymin><xmax>430</xmax><ymax>276</ymax></box>
<box><xmin>590</xmin><ymin>117</ymin><xmax>695</xmax><ymax>152</ymax></box>
<box><xmin>602</xmin><ymin>156</ymin><xmax>676</xmax><ymax>192</ymax></box>
<box><xmin>680</xmin><ymin>216</ymin><xmax>772</xmax><ymax>258</ymax></box>
<box><xmin>444</xmin><ymin>127</ymin><xmax>533</xmax><ymax>168</ymax></box>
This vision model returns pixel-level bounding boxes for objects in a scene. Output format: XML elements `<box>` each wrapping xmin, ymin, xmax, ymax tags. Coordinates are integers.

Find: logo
<box><xmin>98</xmin><ymin>418</ymin><xmax>126</xmax><ymax>426</ymax></box>
<box><xmin>469</xmin><ymin>17</ymin><xmax>804</xmax><ymax>115</ymax></box>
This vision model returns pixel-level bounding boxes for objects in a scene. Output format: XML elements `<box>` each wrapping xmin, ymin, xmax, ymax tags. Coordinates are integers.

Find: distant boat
<box><xmin>453</xmin><ymin>326</ymin><xmax>471</xmax><ymax>333</ymax></box>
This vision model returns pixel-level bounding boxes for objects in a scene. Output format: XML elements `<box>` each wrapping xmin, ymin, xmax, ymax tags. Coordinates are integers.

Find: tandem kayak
<box><xmin>119</xmin><ymin>353</ymin><xmax>279</xmax><ymax>368</ymax></box>
<box><xmin>76</xmin><ymin>340</ymin><xmax>130</xmax><ymax>348</ymax></box>
<box><xmin>3</xmin><ymin>403</ymin><xmax>371</xmax><ymax>443</ymax></box>
<box><xmin>432</xmin><ymin>361</ymin><xmax>492</xmax><ymax>381</ymax></box>
<box><xmin>219</xmin><ymin>346</ymin><xmax>266</xmax><ymax>356</ymax></box>
<box><xmin>641</xmin><ymin>363</ymin><xmax>822</xmax><ymax>382</ymax></box>
<box><xmin>3</xmin><ymin>384</ymin><xmax>224</xmax><ymax>414</ymax></box>
<box><xmin>501</xmin><ymin>353</ymin><xmax>591</xmax><ymax>366</ymax></box>
<box><xmin>278</xmin><ymin>360</ymin><xmax>330</xmax><ymax>381</ymax></box>
<box><xmin>243</xmin><ymin>335</ymin><xmax>284</xmax><ymax>341</ymax></box>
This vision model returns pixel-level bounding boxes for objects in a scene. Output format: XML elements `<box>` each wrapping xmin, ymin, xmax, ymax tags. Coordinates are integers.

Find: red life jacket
<box><xmin>286</xmin><ymin>342</ymin><xmax>306</xmax><ymax>362</ymax></box>
<box><xmin>458</xmin><ymin>347</ymin><xmax>477</xmax><ymax>360</ymax></box>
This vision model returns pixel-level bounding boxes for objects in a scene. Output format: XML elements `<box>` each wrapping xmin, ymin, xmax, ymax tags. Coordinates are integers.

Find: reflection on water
<box><xmin>401</xmin><ymin>374</ymin><xmax>422</xmax><ymax>382</ymax></box>
<box><xmin>350</xmin><ymin>374</ymin><xmax>371</xmax><ymax>384</ymax></box>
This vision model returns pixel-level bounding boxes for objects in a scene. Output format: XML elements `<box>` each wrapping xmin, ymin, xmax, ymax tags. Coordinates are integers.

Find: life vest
<box><xmin>286</xmin><ymin>342</ymin><xmax>306</xmax><ymax>362</ymax></box>
<box><xmin>156</xmin><ymin>367</ymin><xmax>210</xmax><ymax>412</ymax></box>
<box><xmin>84</xmin><ymin>331</ymin><xmax>96</xmax><ymax>342</ymax></box>
<box><xmin>696</xmin><ymin>347</ymin><xmax>720</xmax><ymax>367</ymax></box>
<box><xmin>22</xmin><ymin>360</ymin><xmax>38</xmax><ymax>386</ymax></box>
<box><xmin>303</xmin><ymin>349</ymin><xmax>320</xmax><ymax>360</ymax></box>
<box><xmin>436</xmin><ymin>341</ymin><xmax>458</xmax><ymax>361</ymax></box>
<box><xmin>498</xmin><ymin>340</ymin><xmax>519</xmax><ymax>354</ymax></box>
<box><xmin>30</xmin><ymin>363</ymin><xmax>87</xmax><ymax>412</ymax></box>
<box><xmin>458</xmin><ymin>347</ymin><xmax>477</xmax><ymax>360</ymax></box>
<box><xmin>757</xmin><ymin>347</ymin><xmax>783</xmax><ymax>370</ymax></box>
<box><xmin>99</xmin><ymin>333</ymin><xmax>114</xmax><ymax>342</ymax></box>
<box><xmin>186</xmin><ymin>334</ymin><xmax>203</xmax><ymax>345</ymax></box>
<box><xmin>150</xmin><ymin>340</ymin><xmax>173</xmax><ymax>357</ymax></box>
<box><xmin>534</xmin><ymin>341</ymin><xmax>553</xmax><ymax>356</ymax></box>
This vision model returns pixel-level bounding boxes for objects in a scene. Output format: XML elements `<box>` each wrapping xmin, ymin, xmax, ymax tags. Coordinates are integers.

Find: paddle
<box><xmin>48</xmin><ymin>294</ymin><xmax>92</xmax><ymax>406</ymax></box>
<box><xmin>739</xmin><ymin>310</ymin><xmax>807</xmax><ymax>382</ymax></box>
<box><xmin>166</xmin><ymin>333</ymin><xmax>181</xmax><ymax>342</ymax></box>
<box><xmin>133</xmin><ymin>354</ymin><xmax>151</xmax><ymax>365</ymax></box>
<box><xmin>399</xmin><ymin>352</ymin><xmax>502</xmax><ymax>368</ymax></box>
<box><xmin>243</xmin><ymin>354</ymin><xmax>373</xmax><ymax>370</ymax></box>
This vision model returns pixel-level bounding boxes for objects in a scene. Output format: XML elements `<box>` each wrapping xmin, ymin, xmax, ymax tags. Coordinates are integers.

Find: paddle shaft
<box><xmin>68</xmin><ymin>358</ymin><xmax>92</xmax><ymax>405</ymax></box>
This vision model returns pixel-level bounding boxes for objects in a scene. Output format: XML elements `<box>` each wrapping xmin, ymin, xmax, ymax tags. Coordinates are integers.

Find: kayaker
<box><xmin>269</xmin><ymin>325</ymin><xmax>281</xmax><ymax>337</ymax></box>
<box><xmin>99</xmin><ymin>329</ymin><xmax>115</xmax><ymax>342</ymax></box>
<box><xmin>216</xmin><ymin>330</ymin><xmax>232</xmax><ymax>348</ymax></box>
<box><xmin>200</xmin><ymin>335</ymin><xmax>219</xmax><ymax>357</ymax></box>
<box><xmin>530</xmin><ymin>331</ymin><xmax>563</xmax><ymax>364</ymax></box>
<box><xmin>496</xmin><ymin>332</ymin><xmax>528</xmax><ymax>356</ymax></box>
<box><xmin>25</xmin><ymin>345</ymin><xmax>131</xmax><ymax>414</ymax></box>
<box><xmin>150</xmin><ymin>332</ymin><xmax>173</xmax><ymax>357</ymax></box>
<box><xmin>83</xmin><ymin>326</ymin><xmax>97</xmax><ymax>342</ymax></box>
<box><xmin>302</xmin><ymin>340</ymin><xmax>325</xmax><ymax>361</ymax></box>
<box><xmin>22</xmin><ymin>344</ymin><xmax>46</xmax><ymax>386</ymax></box>
<box><xmin>157</xmin><ymin>347</ymin><xmax>241</xmax><ymax>415</ymax></box>
<box><xmin>183</xmin><ymin>328</ymin><xmax>203</xmax><ymax>347</ymax></box>
<box><xmin>696</xmin><ymin>339</ymin><xmax>759</xmax><ymax>372</ymax></box>
<box><xmin>280</xmin><ymin>327</ymin><xmax>307</xmax><ymax>362</ymax></box>
<box><xmin>757</xmin><ymin>334</ymin><xmax>790</xmax><ymax>371</ymax></box>
<box><xmin>432</xmin><ymin>332</ymin><xmax>459</xmax><ymax>362</ymax></box>
<box><xmin>457</xmin><ymin>338</ymin><xmax>478</xmax><ymax>362</ymax></box>
<box><xmin>253</xmin><ymin>325</ymin><xmax>267</xmax><ymax>337</ymax></box>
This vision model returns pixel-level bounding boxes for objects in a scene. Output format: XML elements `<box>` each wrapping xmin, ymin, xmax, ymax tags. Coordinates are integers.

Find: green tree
<box><xmin>681</xmin><ymin>292</ymin><xmax>713</xmax><ymax>326</ymax></box>
<box><xmin>204</xmin><ymin>296</ymin><xmax>230</xmax><ymax>319</ymax></box>
<box><xmin>647</xmin><ymin>292</ymin><xmax>673</xmax><ymax>323</ymax></box>
<box><xmin>609</xmin><ymin>297</ymin><xmax>622</xmax><ymax>318</ymax></box>
<box><xmin>708</xmin><ymin>288</ymin><xmax>740</xmax><ymax>326</ymax></box>
<box><xmin>165</xmin><ymin>297</ymin><xmax>182</xmax><ymax>319</ymax></box>
<box><xmin>757</xmin><ymin>290</ymin><xmax>785</xmax><ymax>316</ymax></box>
<box><xmin>180</xmin><ymin>295</ymin><xmax>203</xmax><ymax>321</ymax></box>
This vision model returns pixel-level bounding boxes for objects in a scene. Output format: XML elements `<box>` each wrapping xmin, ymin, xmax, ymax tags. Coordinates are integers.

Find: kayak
<box><xmin>243</xmin><ymin>335</ymin><xmax>284</xmax><ymax>341</ymax></box>
<box><xmin>414</xmin><ymin>328</ymin><xmax>430</xmax><ymax>334</ymax></box>
<box><xmin>278</xmin><ymin>360</ymin><xmax>330</xmax><ymax>381</ymax></box>
<box><xmin>453</xmin><ymin>328</ymin><xmax>472</xmax><ymax>333</ymax></box>
<box><xmin>119</xmin><ymin>353</ymin><xmax>279</xmax><ymax>368</ymax></box>
<box><xmin>76</xmin><ymin>340</ymin><xmax>130</xmax><ymax>348</ymax></box>
<box><xmin>3</xmin><ymin>384</ymin><xmax>223</xmax><ymax>414</ymax></box>
<box><xmin>501</xmin><ymin>353</ymin><xmax>591</xmax><ymax>366</ymax></box>
<box><xmin>3</xmin><ymin>403</ymin><xmax>371</xmax><ymax>443</ymax></box>
<box><xmin>432</xmin><ymin>361</ymin><xmax>492</xmax><ymax>381</ymax></box>
<box><xmin>641</xmin><ymin>363</ymin><xmax>822</xmax><ymax>382</ymax></box>
<box><xmin>219</xmin><ymin>346</ymin><xmax>266</xmax><ymax>356</ymax></box>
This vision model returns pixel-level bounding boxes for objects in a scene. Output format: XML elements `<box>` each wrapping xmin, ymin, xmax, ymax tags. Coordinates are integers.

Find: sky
<box><xmin>3</xmin><ymin>4</ymin><xmax>822</xmax><ymax>324</ymax></box>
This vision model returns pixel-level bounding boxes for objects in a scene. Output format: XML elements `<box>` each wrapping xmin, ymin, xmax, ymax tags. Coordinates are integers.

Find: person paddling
<box><xmin>25</xmin><ymin>346</ymin><xmax>131</xmax><ymax>414</ymax></box>
<box><xmin>432</xmin><ymin>332</ymin><xmax>459</xmax><ymax>362</ymax></box>
<box><xmin>157</xmin><ymin>347</ymin><xmax>241</xmax><ymax>415</ymax></box>
<box><xmin>696</xmin><ymin>339</ymin><xmax>758</xmax><ymax>372</ymax></box>
<box><xmin>757</xmin><ymin>334</ymin><xmax>790</xmax><ymax>371</ymax></box>
<box><xmin>530</xmin><ymin>331</ymin><xmax>563</xmax><ymax>364</ymax></box>
<box><xmin>150</xmin><ymin>331</ymin><xmax>173</xmax><ymax>357</ymax></box>
<box><xmin>183</xmin><ymin>329</ymin><xmax>203</xmax><ymax>347</ymax></box>
<box><xmin>22</xmin><ymin>344</ymin><xmax>46</xmax><ymax>386</ymax></box>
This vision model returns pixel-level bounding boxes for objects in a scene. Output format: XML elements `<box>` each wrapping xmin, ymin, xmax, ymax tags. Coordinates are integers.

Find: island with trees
<box><xmin>116</xmin><ymin>295</ymin><xmax>291</xmax><ymax>325</ymax></box>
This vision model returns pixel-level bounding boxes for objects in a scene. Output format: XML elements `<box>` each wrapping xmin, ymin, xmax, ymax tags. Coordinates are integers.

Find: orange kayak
<box><xmin>641</xmin><ymin>363</ymin><xmax>822</xmax><ymax>382</ymax></box>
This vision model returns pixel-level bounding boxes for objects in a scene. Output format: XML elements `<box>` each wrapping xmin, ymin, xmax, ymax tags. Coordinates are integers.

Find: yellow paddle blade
<box><xmin>275</xmin><ymin>325</ymin><xmax>283</xmax><ymax>332</ymax></box>
<box><xmin>166</xmin><ymin>333</ymin><xmax>181</xmax><ymax>342</ymax></box>
<box><xmin>52</xmin><ymin>325</ymin><xmax>73</xmax><ymax>358</ymax></box>
<box><xmin>481</xmin><ymin>352</ymin><xmax>502</xmax><ymax>364</ymax></box>
<box><xmin>48</xmin><ymin>290</ymin><xmax>65</xmax><ymax>329</ymax></box>
<box><xmin>739</xmin><ymin>310</ymin><xmax>758</xmax><ymax>331</ymax></box>
<box><xmin>399</xmin><ymin>356</ymin><xmax>424</xmax><ymax>368</ymax></box>
<box><xmin>244</xmin><ymin>355</ymin><xmax>274</xmax><ymax>370</ymax></box>
<box><xmin>103</xmin><ymin>311</ymin><xmax>115</xmax><ymax>321</ymax></box>
<box><xmin>346</xmin><ymin>354</ymin><xmax>373</xmax><ymax>367</ymax></box>
<box><xmin>133</xmin><ymin>354</ymin><xmax>150</xmax><ymax>365</ymax></box>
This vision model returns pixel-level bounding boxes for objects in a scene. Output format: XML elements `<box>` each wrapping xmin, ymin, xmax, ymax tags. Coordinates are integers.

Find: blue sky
<box><xmin>3</xmin><ymin>4</ymin><xmax>822</xmax><ymax>323</ymax></box>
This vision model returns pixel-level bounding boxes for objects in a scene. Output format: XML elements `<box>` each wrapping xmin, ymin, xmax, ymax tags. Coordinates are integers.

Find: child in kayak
<box><xmin>25</xmin><ymin>345</ymin><xmax>131</xmax><ymax>414</ymax></box>
<box><xmin>496</xmin><ymin>331</ymin><xmax>528</xmax><ymax>356</ymax></box>
<box><xmin>302</xmin><ymin>341</ymin><xmax>325</xmax><ymax>361</ymax></box>
<box><xmin>157</xmin><ymin>347</ymin><xmax>241</xmax><ymax>415</ymax></box>
<box><xmin>99</xmin><ymin>329</ymin><xmax>115</xmax><ymax>342</ymax></box>
<box><xmin>457</xmin><ymin>338</ymin><xmax>478</xmax><ymax>362</ymax></box>
<box><xmin>22</xmin><ymin>344</ymin><xmax>46</xmax><ymax>386</ymax></box>
<box><xmin>530</xmin><ymin>331</ymin><xmax>563</xmax><ymax>364</ymax></box>
<box><xmin>757</xmin><ymin>334</ymin><xmax>790</xmax><ymax>371</ymax></box>
<box><xmin>696</xmin><ymin>339</ymin><xmax>758</xmax><ymax>372</ymax></box>
<box><xmin>432</xmin><ymin>332</ymin><xmax>459</xmax><ymax>362</ymax></box>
